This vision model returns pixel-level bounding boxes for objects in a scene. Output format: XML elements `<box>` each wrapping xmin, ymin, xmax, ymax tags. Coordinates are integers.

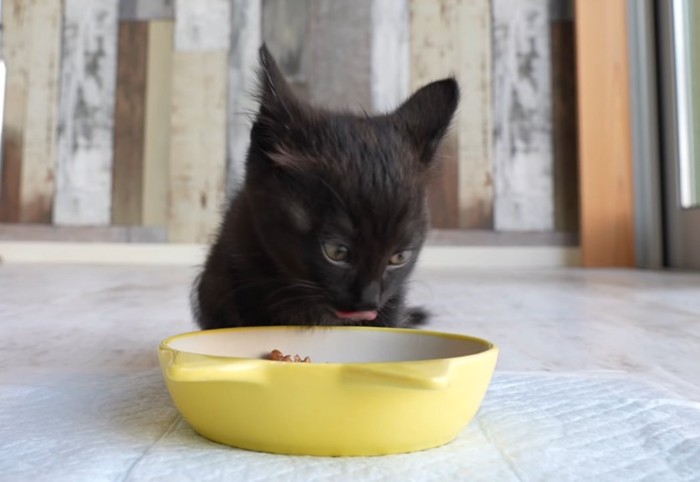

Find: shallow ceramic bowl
<box><xmin>159</xmin><ymin>326</ymin><xmax>498</xmax><ymax>456</ymax></box>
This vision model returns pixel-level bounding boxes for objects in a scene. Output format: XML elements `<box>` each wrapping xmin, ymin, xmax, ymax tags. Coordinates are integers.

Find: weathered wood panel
<box><xmin>119</xmin><ymin>0</ymin><xmax>174</xmax><ymax>20</ymax></box>
<box><xmin>0</xmin><ymin>0</ymin><xmax>27</xmax><ymax>222</ymax></box>
<box><xmin>18</xmin><ymin>0</ymin><xmax>63</xmax><ymax>223</ymax></box>
<box><xmin>262</xmin><ymin>0</ymin><xmax>307</xmax><ymax>85</ymax></box>
<box><xmin>429</xmin><ymin>134</ymin><xmax>461</xmax><ymax>229</ymax></box>
<box><xmin>168</xmin><ymin>0</ymin><xmax>229</xmax><ymax>242</ymax></box>
<box><xmin>168</xmin><ymin>53</ymin><xmax>228</xmax><ymax>243</ymax></box>
<box><xmin>142</xmin><ymin>20</ymin><xmax>174</xmax><ymax>226</ymax></box>
<box><xmin>455</xmin><ymin>0</ymin><xmax>493</xmax><ymax>229</ymax></box>
<box><xmin>173</xmin><ymin>0</ymin><xmax>230</xmax><ymax>52</ymax></box>
<box><xmin>0</xmin><ymin>128</ymin><xmax>22</xmax><ymax>223</ymax></box>
<box><xmin>228</xmin><ymin>0</ymin><xmax>261</xmax><ymax>193</ymax></box>
<box><xmin>371</xmin><ymin>0</ymin><xmax>409</xmax><ymax>112</ymax></box>
<box><xmin>410</xmin><ymin>0</ymin><xmax>493</xmax><ymax>229</ymax></box>
<box><xmin>0</xmin><ymin>223</ymin><xmax>166</xmax><ymax>243</ymax></box>
<box><xmin>492</xmin><ymin>0</ymin><xmax>553</xmax><ymax>231</ymax></box>
<box><xmin>54</xmin><ymin>0</ymin><xmax>119</xmax><ymax>225</ymax></box>
<box><xmin>0</xmin><ymin>0</ymin><xmax>62</xmax><ymax>223</ymax></box>
<box><xmin>427</xmin><ymin>229</ymin><xmax>577</xmax><ymax>246</ymax></box>
<box><xmin>111</xmin><ymin>21</ymin><xmax>148</xmax><ymax>225</ymax></box>
<box><xmin>576</xmin><ymin>0</ymin><xmax>635</xmax><ymax>266</ymax></box>
<box><xmin>550</xmin><ymin>1</ymin><xmax>579</xmax><ymax>232</ymax></box>
<box><xmin>307</xmin><ymin>0</ymin><xmax>373</xmax><ymax>110</ymax></box>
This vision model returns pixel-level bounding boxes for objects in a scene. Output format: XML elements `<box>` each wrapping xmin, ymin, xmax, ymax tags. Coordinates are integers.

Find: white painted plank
<box><xmin>371</xmin><ymin>0</ymin><xmax>409</xmax><ymax>112</ymax></box>
<box><xmin>227</xmin><ymin>0</ymin><xmax>261</xmax><ymax>194</ymax></box>
<box><xmin>54</xmin><ymin>0</ymin><xmax>119</xmax><ymax>225</ymax></box>
<box><xmin>174</xmin><ymin>0</ymin><xmax>230</xmax><ymax>52</ymax></box>
<box><xmin>492</xmin><ymin>0</ymin><xmax>554</xmax><ymax>231</ymax></box>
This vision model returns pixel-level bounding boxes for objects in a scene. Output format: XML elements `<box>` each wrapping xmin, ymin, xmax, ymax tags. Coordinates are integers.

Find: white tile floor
<box><xmin>2</xmin><ymin>263</ymin><xmax>700</xmax><ymax>480</ymax></box>
<box><xmin>1</xmin><ymin>263</ymin><xmax>699</xmax><ymax>393</ymax></box>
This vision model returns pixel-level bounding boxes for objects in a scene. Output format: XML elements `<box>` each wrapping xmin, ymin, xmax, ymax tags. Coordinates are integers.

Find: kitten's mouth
<box><xmin>334</xmin><ymin>310</ymin><xmax>378</xmax><ymax>321</ymax></box>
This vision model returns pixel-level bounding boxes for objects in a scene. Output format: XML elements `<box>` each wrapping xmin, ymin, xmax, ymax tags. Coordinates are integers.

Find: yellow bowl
<box><xmin>159</xmin><ymin>326</ymin><xmax>498</xmax><ymax>456</ymax></box>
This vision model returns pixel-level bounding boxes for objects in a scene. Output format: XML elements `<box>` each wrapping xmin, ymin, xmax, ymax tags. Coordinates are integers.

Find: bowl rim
<box><xmin>159</xmin><ymin>325</ymin><xmax>498</xmax><ymax>366</ymax></box>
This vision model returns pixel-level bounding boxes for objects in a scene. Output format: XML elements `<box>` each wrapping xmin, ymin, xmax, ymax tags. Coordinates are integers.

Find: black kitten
<box><xmin>193</xmin><ymin>45</ymin><xmax>458</xmax><ymax>329</ymax></box>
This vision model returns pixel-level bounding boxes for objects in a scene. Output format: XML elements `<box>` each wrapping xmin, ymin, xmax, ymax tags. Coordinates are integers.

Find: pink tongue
<box><xmin>335</xmin><ymin>310</ymin><xmax>378</xmax><ymax>321</ymax></box>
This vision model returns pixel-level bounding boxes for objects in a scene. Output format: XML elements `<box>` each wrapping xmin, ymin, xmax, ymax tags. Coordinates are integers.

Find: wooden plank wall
<box><xmin>111</xmin><ymin>21</ymin><xmax>148</xmax><ymax>225</ymax></box>
<box><xmin>228</xmin><ymin>0</ymin><xmax>261</xmax><ymax>194</ymax></box>
<box><xmin>168</xmin><ymin>0</ymin><xmax>230</xmax><ymax>243</ymax></box>
<box><xmin>262</xmin><ymin>0</ymin><xmax>310</xmax><ymax>104</ymax></box>
<box><xmin>371</xmin><ymin>0</ymin><xmax>410</xmax><ymax>112</ymax></box>
<box><xmin>576</xmin><ymin>0</ymin><xmax>635</xmax><ymax>266</ymax></box>
<box><xmin>119</xmin><ymin>0</ymin><xmax>174</xmax><ymax>20</ymax></box>
<box><xmin>410</xmin><ymin>0</ymin><xmax>493</xmax><ymax>229</ymax></box>
<box><xmin>142</xmin><ymin>21</ymin><xmax>173</xmax><ymax>226</ymax></box>
<box><xmin>0</xmin><ymin>0</ymin><xmax>63</xmax><ymax>223</ymax></box>
<box><xmin>550</xmin><ymin>0</ymin><xmax>579</xmax><ymax>232</ymax></box>
<box><xmin>306</xmin><ymin>0</ymin><xmax>374</xmax><ymax>110</ymax></box>
<box><xmin>54</xmin><ymin>0</ymin><xmax>119</xmax><ymax>225</ymax></box>
<box><xmin>111</xmin><ymin>19</ymin><xmax>173</xmax><ymax>227</ymax></box>
<box><xmin>492</xmin><ymin>0</ymin><xmax>553</xmax><ymax>231</ymax></box>
<box><xmin>0</xmin><ymin>0</ymin><xmax>583</xmax><ymax>246</ymax></box>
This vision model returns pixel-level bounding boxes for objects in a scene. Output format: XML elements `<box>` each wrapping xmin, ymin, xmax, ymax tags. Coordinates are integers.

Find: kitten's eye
<box><xmin>388</xmin><ymin>250</ymin><xmax>412</xmax><ymax>267</ymax></box>
<box><xmin>322</xmin><ymin>242</ymin><xmax>350</xmax><ymax>264</ymax></box>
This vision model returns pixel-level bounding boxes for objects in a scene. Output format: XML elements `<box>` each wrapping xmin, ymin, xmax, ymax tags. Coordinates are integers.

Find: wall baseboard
<box><xmin>0</xmin><ymin>242</ymin><xmax>580</xmax><ymax>268</ymax></box>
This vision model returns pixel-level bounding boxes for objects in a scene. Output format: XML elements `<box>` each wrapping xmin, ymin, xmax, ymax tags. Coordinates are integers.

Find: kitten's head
<box><xmin>244</xmin><ymin>45</ymin><xmax>458</xmax><ymax>323</ymax></box>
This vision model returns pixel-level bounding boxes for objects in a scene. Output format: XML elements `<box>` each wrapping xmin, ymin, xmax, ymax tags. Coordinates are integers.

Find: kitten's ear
<box><xmin>256</xmin><ymin>44</ymin><xmax>300</xmax><ymax>127</ymax></box>
<box><xmin>392</xmin><ymin>78</ymin><xmax>459</xmax><ymax>163</ymax></box>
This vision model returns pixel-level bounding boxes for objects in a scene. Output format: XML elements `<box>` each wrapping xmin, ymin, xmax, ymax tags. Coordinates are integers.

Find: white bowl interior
<box><xmin>166</xmin><ymin>328</ymin><xmax>491</xmax><ymax>363</ymax></box>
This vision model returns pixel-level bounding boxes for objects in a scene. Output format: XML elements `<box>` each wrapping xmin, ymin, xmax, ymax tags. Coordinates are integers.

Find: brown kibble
<box><xmin>267</xmin><ymin>349</ymin><xmax>311</xmax><ymax>363</ymax></box>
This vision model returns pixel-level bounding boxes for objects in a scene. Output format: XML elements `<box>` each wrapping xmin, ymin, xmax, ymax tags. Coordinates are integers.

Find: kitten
<box><xmin>193</xmin><ymin>45</ymin><xmax>458</xmax><ymax>329</ymax></box>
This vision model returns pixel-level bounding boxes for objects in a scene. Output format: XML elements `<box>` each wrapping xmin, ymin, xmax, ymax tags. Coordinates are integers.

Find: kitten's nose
<box><xmin>355</xmin><ymin>281</ymin><xmax>380</xmax><ymax>311</ymax></box>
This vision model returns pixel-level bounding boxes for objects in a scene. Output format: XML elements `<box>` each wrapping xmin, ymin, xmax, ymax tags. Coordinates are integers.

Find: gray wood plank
<box><xmin>371</xmin><ymin>0</ymin><xmax>409</xmax><ymax>112</ymax></box>
<box><xmin>173</xmin><ymin>0</ymin><xmax>230</xmax><ymax>52</ymax></box>
<box><xmin>262</xmin><ymin>0</ymin><xmax>307</xmax><ymax>83</ymax></box>
<box><xmin>119</xmin><ymin>0</ymin><xmax>174</xmax><ymax>20</ymax></box>
<box><xmin>227</xmin><ymin>0</ymin><xmax>261</xmax><ymax>194</ymax></box>
<box><xmin>306</xmin><ymin>0</ymin><xmax>373</xmax><ymax>110</ymax></box>
<box><xmin>492</xmin><ymin>0</ymin><xmax>554</xmax><ymax>231</ymax></box>
<box><xmin>54</xmin><ymin>0</ymin><xmax>119</xmax><ymax>225</ymax></box>
<box><xmin>549</xmin><ymin>0</ymin><xmax>573</xmax><ymax>21</ymax></box>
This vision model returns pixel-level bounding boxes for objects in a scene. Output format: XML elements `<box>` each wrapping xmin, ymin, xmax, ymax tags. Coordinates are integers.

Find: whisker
<box><xmin>263</xmin><ymin>279</ymin><xmax>324</xmax><ymax>302</ymax></box>
<box><xmin>266</xmin><ymin>294</ymin><xmax>325</xmax><ymax>316</ymax></box>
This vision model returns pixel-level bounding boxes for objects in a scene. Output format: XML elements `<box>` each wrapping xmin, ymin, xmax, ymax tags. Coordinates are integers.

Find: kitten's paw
<box><xmin>404</xmin><ymin>307</ymin><xmax>429</xmax><ymax>327</ymax></box>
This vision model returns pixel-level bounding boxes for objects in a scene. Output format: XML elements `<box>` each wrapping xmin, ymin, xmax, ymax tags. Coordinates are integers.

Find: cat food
<box><xmin>268</xmin><ymin>349</ymin><xmax>311</xmax><ymax>363</ymax></box>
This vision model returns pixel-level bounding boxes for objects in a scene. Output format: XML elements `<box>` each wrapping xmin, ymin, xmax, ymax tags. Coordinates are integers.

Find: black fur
<box><xmin>193</xmin><ymin>45</ymin><xmax>458</xmax><ymax>329</ymax></box>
